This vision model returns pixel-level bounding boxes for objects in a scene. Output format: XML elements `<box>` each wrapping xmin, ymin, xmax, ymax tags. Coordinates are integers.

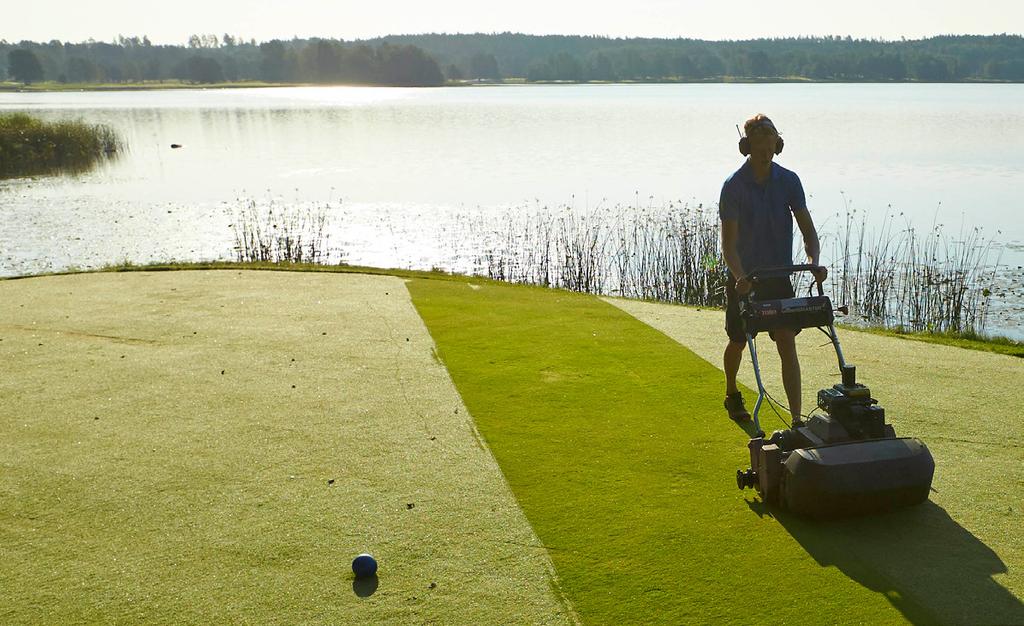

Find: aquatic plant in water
<box><xmin>473</xmin><ymin>201</ymin><xmax>999</xmax><ymax>336</ymax></box>
<box><xmin>225</xmin><ymin>193</ymin><xmax>1001</xmax><ymax>337</ymax></box>
<box><xmin>230</xmin><ymin>199</ymin><xmax>333</xmax><ymax>264</ymax></box>
<box><xmin>0</xmin><ymin>113</ymin><xmax>121</xmax><ymax>179</ymax></box>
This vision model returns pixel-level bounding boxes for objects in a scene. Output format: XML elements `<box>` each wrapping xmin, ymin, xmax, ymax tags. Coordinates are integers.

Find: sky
<box><xmin>3</xmin><ymin>0</ymin><xmax>1021</xmax><ymax>45</ymax></box>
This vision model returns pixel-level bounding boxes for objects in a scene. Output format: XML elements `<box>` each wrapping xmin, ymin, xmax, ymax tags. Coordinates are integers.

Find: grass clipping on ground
<box><xmin>0</xmin><ymin>270</ymin><xmax>572</xmax><ymax>625</ymax></box>
<box><xmin>410</xmin><ymin>278</ymin><xmax>1024</xmax><ymax>625</ymax></box>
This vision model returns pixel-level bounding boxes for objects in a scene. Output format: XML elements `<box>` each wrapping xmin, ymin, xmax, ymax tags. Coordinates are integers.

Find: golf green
<box><xmin>4</xmin><ymin>268</ymin><xmax>1020</xmax><ymax>624</ymax></box>
<box><xmin>408</xmin><ymin>278</ymin><xmax>1024</xmax><ymax>625</ymax></box>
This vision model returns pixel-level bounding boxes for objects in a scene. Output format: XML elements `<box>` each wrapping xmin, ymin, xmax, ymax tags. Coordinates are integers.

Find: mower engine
<box><xmin>815</xmin><ymin>366</ymin><xmax>888</xmax><ymax>440</ymax></box>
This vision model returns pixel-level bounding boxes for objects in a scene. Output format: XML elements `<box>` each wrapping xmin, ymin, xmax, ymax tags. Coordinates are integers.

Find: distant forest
<box><xmin>2</xmin><ymin>33</ymin><xmax>1023</xmax><ymax>86</ymax></box>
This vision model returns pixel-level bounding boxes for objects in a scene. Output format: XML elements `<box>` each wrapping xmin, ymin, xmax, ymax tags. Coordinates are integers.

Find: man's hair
<box><xmin>743</xmin><ymin>113</ymin><xmax>779</xmax><ymax>136</ymax></box>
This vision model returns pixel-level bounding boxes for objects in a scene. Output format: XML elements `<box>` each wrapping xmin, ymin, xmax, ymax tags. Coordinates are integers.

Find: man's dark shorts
<box><xmin>725</xmin><ymin>276</ymin><xmax>800</xmax><ymax>343</ymax></box>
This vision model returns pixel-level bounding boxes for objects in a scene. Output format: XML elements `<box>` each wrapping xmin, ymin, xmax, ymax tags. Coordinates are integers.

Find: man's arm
<box><xmin>721</xmin><ymin>218</ymin><xmax>751</xmax><ymax>293</ymax></box>
<box><xmin>793</xmin><ymin>207</ymin><xmax>827</xmax><ymax>282</ymax></box>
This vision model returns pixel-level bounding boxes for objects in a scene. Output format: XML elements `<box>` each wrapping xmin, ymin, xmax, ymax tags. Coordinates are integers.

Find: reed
<box><xmin>473</xmin><ymin>202</ymin><xmax>728</xmax><ymax>305</ymax></box>
<box><xmin>230</xmin><ymin>199</ymin><xmax>333</xmax><ymax>264</ymax></box>
<box><xmin>225</xmin><ymin>195</ymin><xmax>1000</xmax><ymax>337</ymax></box>
<box><xmin>0</xmin><ymin>112</ymin><xmax>121</xmax><ymax>179</ymax></box>
<box><xmin>612</xmin><ymin>202</ymin><xmax>728</xmax><ymax>306</ymax></box>
<box><xmin>823</xmin><ymin>205</ymin><xmax>997</xmax><ymax>335</ymax></box>
<box><xmin>471</xmin><ymin>202</ymin><xmax>997</xmax><ymax>336</ymax></box>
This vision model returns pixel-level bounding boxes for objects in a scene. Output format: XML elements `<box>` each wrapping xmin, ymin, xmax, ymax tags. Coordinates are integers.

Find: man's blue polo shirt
<box><xmin>718</xmin><ymin>160</ymin><xmax>807</xmax><ymax>277</ymax></box>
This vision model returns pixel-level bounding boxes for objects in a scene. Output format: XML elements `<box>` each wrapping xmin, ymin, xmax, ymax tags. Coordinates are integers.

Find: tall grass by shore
<box><xmin>475</xmin><ymin>202</ymin><xmax>729</xmax><ymax>307</ymax></box>
<box><xmin>0</xmin><ymin>113</ymin><xmax>121</xmax><ymax>179</ymax></box>
<box><xmin>230</xmin><ymin>199</ymin><xmax>332</xmax><ymax>264</ymax></box>
<box><xmin>824</xmin><ymin>206</ymin><xmax>997</xmax><ymax>334</ymax></box>
<box><xmin>228</xmin><ymin>198</ymin><xmax>1001</xmax><ymax>337</ymax></box>
<box><xmin>471</xmin><ymin>202</ymin><xmax>999</xmax><ymax>336</ymax></box>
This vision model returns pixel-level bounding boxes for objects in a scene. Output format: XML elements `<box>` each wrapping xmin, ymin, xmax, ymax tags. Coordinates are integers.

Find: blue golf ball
<box><xmin>352</xmin><ymin>553</ymin><xmax>378</xmax><ymax>578</ymax></box>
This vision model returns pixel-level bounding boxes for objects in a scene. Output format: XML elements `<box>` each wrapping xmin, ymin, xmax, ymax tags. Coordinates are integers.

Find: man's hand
<box><xmin>735</xmin><ymin>276</ymin><xmax>753</xmax><ymax>295</ymax></box>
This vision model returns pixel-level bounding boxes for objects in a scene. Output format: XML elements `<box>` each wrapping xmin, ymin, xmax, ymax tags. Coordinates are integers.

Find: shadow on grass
<box><xmin>746</xmin><ymin>499</ymin><xmax>1023</xmax><ymax>625</ymax></box>
<box><xmin>732</xmin><ymin>416</ymin><xmax>766</xmax><ymax>438</ymax></box>
<box><xmin>730</xmin><ymin>407</ymin><xmax>788</xmax><ymax>438</ymax></box>
<box><xmin>352</xmin><ymin>575</ymin><xmax>379</xmax><ymax>598</ymax></box>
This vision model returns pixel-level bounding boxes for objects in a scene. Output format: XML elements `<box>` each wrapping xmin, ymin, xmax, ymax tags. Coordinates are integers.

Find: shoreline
<box><xmin>2</xmin><ymin>77</ymin><xmax>1022</xmax><ymax>92</ymax></box>
<box><xmin>4</xmin><ymin>260</ymin><xmax>1020</xmax><ymax>356</ymax></box>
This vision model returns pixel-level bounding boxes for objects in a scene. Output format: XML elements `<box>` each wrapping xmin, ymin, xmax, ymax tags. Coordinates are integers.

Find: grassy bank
<box><xmin>0</xmin><ymin>80</ymin><xmax>471</xmax><ymax>92</ymax></box>
<box><xmin>0</xmin><ymin>112</ymin><xmax>121</xmax><ymax>178</ymax></box>
<box><xmin>840</xmin><ymin>324</ymin><xmax>1024</xmax><ymax>358</ymax></box>
<box><xmin>470</xmin><ymin>203</ymin><xmax>1001</xmax><ymax>337</ymax></box>
<box><xmin>6</xmin><ymin>79</ymin><xmax>1019</xmax><ymax>93</ymax></box>
<box><xmin>32</xmin><ymin>259</ymin><xmax>1017</xmax><ymax>358</ymax></box>
<box><xmin>0</xmin><ymin>80</ymin><xmax>300</xmax><ymax>92</ymax></box>
<box><xmin>174</xmin><ymin>195</ymin><xmax>1010</xmax><ymax>339</ymax></box>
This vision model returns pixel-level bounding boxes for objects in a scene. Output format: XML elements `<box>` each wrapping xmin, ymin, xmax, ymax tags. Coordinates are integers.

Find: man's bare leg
<box><xmin>724</xmin><ymin>340</ymin><xmax>746</xmax><ymax>395</ymax></box>
<box><xmin>774</xmin><ymin>329</ymin><xmax>802</xmax><ymax>425</ymax></box>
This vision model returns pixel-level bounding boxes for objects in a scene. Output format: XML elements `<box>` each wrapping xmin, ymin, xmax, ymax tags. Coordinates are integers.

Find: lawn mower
<box><xmin>734</xmin><ymin>264</ymin><xmax>935</xmax><ymax>518</ymax></box>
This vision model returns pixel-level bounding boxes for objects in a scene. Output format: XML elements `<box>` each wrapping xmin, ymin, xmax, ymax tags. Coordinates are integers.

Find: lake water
<box><xmin>2</xmin><ymin>84</ymin><xmax>1022</xmax><ymax>337</ymax></box>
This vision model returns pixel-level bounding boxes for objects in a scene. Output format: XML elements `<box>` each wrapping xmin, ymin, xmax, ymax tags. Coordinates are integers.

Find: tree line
<box><xmin>3</xmin><ymin>33</ymin><xmax>1023</xmax><ymax>86</ymax></box>
<box><xmin>380</xmin><ymin>33</ymin><xmax>1024</xmax><ymax>82</ymax></box>
<box><xmin>1</xmin><ymin>36</ymin><xmax>444</xmax><ymax>86</ymax></box>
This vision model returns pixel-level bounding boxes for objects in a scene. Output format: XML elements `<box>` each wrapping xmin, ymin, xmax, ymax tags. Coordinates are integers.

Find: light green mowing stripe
<box><xmin>0</xmin><ymin>271</ymin><xmax>572</xmax><ymax>625</ymax></box>
<box><xmin>604</xmin><ymin>296</ymin><xmax>1024</xmax><ymax>625</ymax></box>
<box><xmin>408</xmin><ymin>278</ymin><xmax>951</xmax><ymax>625</ymax></box>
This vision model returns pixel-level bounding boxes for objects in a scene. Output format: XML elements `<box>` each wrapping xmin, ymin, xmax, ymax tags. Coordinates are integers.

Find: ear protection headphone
<box><xmin>736</xmin><ymin>123</ymin><xmax>784</xmax><ymax>156</ymax></box>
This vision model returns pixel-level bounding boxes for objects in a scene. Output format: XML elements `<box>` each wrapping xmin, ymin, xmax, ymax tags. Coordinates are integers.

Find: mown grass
<box><xmin>2</xmin><ymin>265</ymin><xmax>1021</xmax><ymax>624</ymax></box>
<box><xmin>606</xmin><ymin>294</ymin><xmax>1024</xmax><ymax>624</ymax></box>
<box><xmin>410</xmin><ymin>277</ymin><xmax>1024</xmax><ymax>624</ymax></box>
<box><xmin>0</xmin><ymin>270</ymin><xmax>572</xmax><ymax>625</ymax></box>
<box><xmin>408</xmin><ymin>278</ymin><xmax>968</xmax><ymax>624</ymax></box>
<box><xmin>0</xmin><ymin>112</ymin><xmax>121</xmax><ymax>179</ymax></box>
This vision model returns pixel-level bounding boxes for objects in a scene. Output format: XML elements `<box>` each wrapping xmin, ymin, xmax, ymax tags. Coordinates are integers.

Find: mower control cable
<box><xmin>753</xmin><ymin>327</ymin><xmax>842</xmax><ymax>426</ymax></box>
<box><xmin>751</xmin><ymin>334</ymin><xmax>814</xmax><ymax>428</ymax></box>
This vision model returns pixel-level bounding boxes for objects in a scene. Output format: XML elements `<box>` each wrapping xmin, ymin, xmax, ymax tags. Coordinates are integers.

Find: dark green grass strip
<box><xmin>407</xmin><ymin>279</ymin><xmax>924</xmax><ymax>624</ymax></box>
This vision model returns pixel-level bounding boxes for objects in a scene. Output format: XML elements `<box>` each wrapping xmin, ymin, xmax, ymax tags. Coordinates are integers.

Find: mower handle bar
<box><xmin>740</xmin><ymin>264</ymin><xmax>845</xmax><ymax>433</ymax></box>
<box><xmin>745</xmin><ymin>264</ymin><xmax>826</xmax><ymax>297</ymax></box>
<box><xmin>745</xmin><ymin>264</ymin><xmax>824</xmax><ymax>281</ymax></box>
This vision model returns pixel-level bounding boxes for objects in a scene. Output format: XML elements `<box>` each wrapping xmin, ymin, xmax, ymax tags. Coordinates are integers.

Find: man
<box><xmin>719</xmin><ymin>114</ymin><xmax>826</xmax><ymax>427</ymax></box>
